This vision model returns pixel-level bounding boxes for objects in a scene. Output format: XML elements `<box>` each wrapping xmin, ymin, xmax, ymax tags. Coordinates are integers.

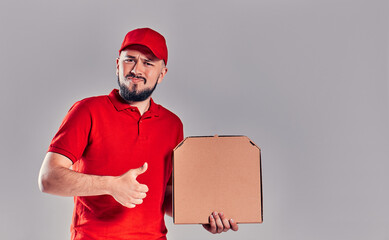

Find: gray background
<box><xmin>1</xmin><ymin>0</ymin><xmax>388</xmax><ymax>239</ymax></box>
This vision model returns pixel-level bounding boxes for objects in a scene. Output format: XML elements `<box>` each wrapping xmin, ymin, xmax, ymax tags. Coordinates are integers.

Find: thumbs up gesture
<box><xmin>109</xmin><ymin>163</ymin><xmax>149</xmax><ymax>208</ymax></box>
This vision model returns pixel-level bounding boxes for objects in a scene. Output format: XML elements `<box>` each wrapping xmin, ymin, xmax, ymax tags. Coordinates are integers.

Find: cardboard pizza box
<box><xmin>173</xmin><ymin>135</ymin><xmax>262</xmax><ymax>224</ymax></box>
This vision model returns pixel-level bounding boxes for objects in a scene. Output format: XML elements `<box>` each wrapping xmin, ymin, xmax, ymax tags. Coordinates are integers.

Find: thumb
<box><xmin>133</xmin><ymin>162</ymin><xmax>148</xmax><ymax>177</ymax></box>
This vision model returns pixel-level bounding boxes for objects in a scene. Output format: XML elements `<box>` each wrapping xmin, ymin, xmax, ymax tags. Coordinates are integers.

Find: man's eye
<box><xmin>145</xmin><ymin>62</ymin><xmax>154</xmax><ymax>66</ymax></box>
<box><xmin>124</xmin><ymin>59</ymin><xmax>134</xmax><ymax>63</ymax></box>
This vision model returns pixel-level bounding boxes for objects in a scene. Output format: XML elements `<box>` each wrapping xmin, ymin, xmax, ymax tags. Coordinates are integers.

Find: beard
<box><xmin>117</xmin><ymin>75</ymin><xmax>158</xmax><ymax>102</ymax></box>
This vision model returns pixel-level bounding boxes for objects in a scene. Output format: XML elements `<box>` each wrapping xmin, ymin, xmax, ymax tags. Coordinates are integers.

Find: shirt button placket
<box><xmin>138</xmin><ymin>119</ymin><xmax>142</xmax><ymax>136</ymax></box>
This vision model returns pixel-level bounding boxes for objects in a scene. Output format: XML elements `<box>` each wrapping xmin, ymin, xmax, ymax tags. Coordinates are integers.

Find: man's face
<box><xmin>116</xmin><ymin>44</ymin><xmax>167</xmax><ymax>102</ymax></box>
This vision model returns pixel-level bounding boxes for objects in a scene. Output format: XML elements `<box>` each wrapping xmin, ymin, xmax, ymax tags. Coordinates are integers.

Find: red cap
<box><xmin>119</xmin><ymin>28</ymin><xmax>168</xmax><ymax>65</ymax></box>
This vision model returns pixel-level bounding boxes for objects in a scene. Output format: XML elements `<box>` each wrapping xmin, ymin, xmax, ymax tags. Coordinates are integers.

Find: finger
<box><xmin>130</xmin><ymin>197</ymin><xmax>144</xmax><ymax>205</ymax></box>
<box><xmin>133</xmin><ymin>192</ymin><xmax>147</xmax><ymax>199</ymax></box>
<box><xmin>136</xmin><ymin>183</ymin><xmax>149</xmax><ymax>193</ymax></box>
<box><xmin>229</xmin><ymin>219</ymin><xmax>239</xmax><ymax>231</ymax></box>
<box><xmin>213</xmin><ymin>212</ymin><xmax>223</xmax><ymax>233</ymax></box>
<box><xmin>133</xmin><ymin>162</ymin><xmax>148</xmax><ymax>177</ymax></box>
<box><xmin>123</xmin><ymin>202</ymin><xmax>136</xmax><ymax>208</ymax></box>
<box><xmin>219</xmin><ymin>212</ymin><xmax>231</xmax><ymax>232</ymax></box>
<box><xmin>208</xmin><ymin>214</ymin><xmax>217</xmax><ymax>233</ymax></box>
<box><xmin>129</xmin><ymin>192</ymin><xmax>147</xmax><ymax>204</ymax></box>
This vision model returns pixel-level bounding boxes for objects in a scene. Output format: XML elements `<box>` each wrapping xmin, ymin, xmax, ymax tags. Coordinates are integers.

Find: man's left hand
<box><xmin>202</xmin><ymin>211</ymin><xmax>239</xmax><ymax>234</ymax></box>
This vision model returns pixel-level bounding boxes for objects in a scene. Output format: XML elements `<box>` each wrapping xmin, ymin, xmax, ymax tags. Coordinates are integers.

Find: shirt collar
<box><xmin>108</xmin><ymin>89</ymin><xmax>160</xmax><ymax>117</ymax></box>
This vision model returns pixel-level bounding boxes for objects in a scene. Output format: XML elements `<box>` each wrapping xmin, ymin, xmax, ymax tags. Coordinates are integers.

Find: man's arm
<box><xmin>38</xmin><ymin>152</ymin><xmax>149</xmax><ymax>208</ymax></box>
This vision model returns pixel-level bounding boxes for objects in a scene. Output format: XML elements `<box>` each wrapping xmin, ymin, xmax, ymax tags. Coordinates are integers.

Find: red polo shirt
<box><xmin>48</xmin><ymin>89</ymin><xmax>183</xmax><ymax>240</ymax></box>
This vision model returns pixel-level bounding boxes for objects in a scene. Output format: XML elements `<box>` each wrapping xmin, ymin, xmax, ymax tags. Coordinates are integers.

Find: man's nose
<box><xmin>131</xmin><ymin>61</ymin><xmax>144</xmax><ymax>75</ymax></box>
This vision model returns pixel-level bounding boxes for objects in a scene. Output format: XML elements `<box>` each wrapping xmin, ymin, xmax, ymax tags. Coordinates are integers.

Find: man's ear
<box><xmin>157</xmin><ymin>67</ymin><xmax>168</xmax><ymax>84</ymax></box>
<box><xmin>116</xmin><ymin>58</ymin><xmax>120</xmax><ymax>76</ymax></box>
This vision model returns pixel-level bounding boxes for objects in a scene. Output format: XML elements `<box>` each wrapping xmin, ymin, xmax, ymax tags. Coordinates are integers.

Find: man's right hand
<box><xmin>109</xmin><ymin>163</ymin><xmax>149</xmax><ymax>208</ymax></box>
<box><xmin>39</xmin><ymin>152</ymin><xmax>149</xmax><ymax>209</ymax></box>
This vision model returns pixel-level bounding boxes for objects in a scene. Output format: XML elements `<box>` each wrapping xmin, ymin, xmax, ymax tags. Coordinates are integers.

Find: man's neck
<box><xmin>128</xmin><ymin>97</ymin><xmax>151</xmax><ymax>116</ymax></box>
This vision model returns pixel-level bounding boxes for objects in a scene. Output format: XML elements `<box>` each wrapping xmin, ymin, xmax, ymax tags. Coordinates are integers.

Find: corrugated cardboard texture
<box><xmin>173</xmin><ymin>135</ymin><xmax>262</xmax><ymax>224</ymax></box>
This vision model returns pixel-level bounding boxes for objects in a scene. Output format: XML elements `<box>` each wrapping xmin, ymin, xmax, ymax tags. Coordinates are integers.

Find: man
<box><xmin>38</xmin><ymin>28</ymin><xmax>238</xmax><ymax>239</ymax></box>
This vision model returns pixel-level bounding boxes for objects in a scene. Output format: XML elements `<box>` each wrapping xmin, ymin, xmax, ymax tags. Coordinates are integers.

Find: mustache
<box><xmin>125</xmin><ymin>73</ymin><xmax>147</xmax><ymax>84</ymax></box>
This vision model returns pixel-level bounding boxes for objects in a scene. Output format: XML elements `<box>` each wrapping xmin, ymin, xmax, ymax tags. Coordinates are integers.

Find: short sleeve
<box><xmin>48</xmin><ymin>100</ymin><xmax>92</xmax><ymax>163</ymax></box>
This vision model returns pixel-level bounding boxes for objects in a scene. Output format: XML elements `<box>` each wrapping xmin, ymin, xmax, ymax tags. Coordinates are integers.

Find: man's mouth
<box><xmin>127</xmin><ymin>77</ymin><xmax>145</xmax><ymax>84</ymax></box>
<box><xmin>125</xmin><ymin>74</ymin><xmax>146</xmax><ymax>84</ymax></box>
